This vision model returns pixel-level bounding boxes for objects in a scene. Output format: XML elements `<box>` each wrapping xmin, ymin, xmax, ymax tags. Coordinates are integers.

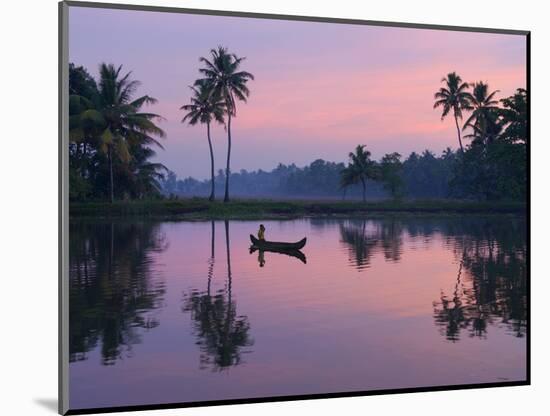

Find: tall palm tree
<box><xmin>434</xmin><ymin>72</ymin><xmax>473</xmax><ymax>152</ymax></box>
<box><xmin>462</xmin><ymin>82</ymin><xmax>500</xmax><ymax>146</ymax></box>
<box><xmin>196</xmin><ymin>47</ymin><xmax>254</xmax><ymax>202</ymax></box>
<box><xmin>78</xmin><ymin>63</ymin><xmax>165</xmax><ymax>202</ymax></box>
<box><xmin>181</xmin><ymin>83</ymin><xmax>226</xmax><ymax>201</ymax></box>
<box><xmin>341</xmin><ymin>145</ymin><xmax>376</xmax><ymax>202</ymax></box>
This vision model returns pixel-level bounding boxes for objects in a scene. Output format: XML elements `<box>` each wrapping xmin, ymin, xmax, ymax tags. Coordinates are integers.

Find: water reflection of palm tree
<box><xmin>207</xmin><ymin>220</ymin><xmax>215</xmax><ymax>293</ymax></box>
<box><xmin>432</xmin><ymin>219</ymin><xmax>527</xmax><ymax>341</ymax></box>
<box><xmin>433</xmin><ymin>259</ymin><xmax>470</xmax><ymax>342</ymax></box>
<box><xmin>339</xmin><ymin>219</ymin><xmax>403</xmax><ymax>270</ymax></box>
<box><xmin>379</xmin><ymin>219</ymin><xmax>403</xmax><ymax>262</ymax></box>
<box><xmin>182</xmin><ymin>220</ymin><xmax>254</xmax><ymax>371</ymax></box>
<box><xmin>339</xmin><ymin>220</ymin><xmax>377</xmax><ymax>269</ymax></box>
<box><xmin>69</xmin><ymin>221</ymin><xmax>167</xmax><ymax>365</ymax></box>
<box><xmin>338</xmin><ymin>216</ymin><xmax>526</xmax><ymax>340</ymax></box>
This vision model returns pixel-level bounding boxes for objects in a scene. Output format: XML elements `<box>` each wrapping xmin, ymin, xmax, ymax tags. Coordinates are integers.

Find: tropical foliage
<box><xmin>69</xmin><ymin>63</ymin><xmax>167</xmax><ymax>202</ymax></box>
<box><xmin>462</xmin><ymin>81</ymin><xmax>500</xmax><ymax>146</ymax></box>
<box><xmin>433</xmin><ymin>72</ymin><xmax>473</xmax><ymax>152</ymax></box>
<box><xmin>379</xmin><ymin>152</ymin><xmax>404</xmax><ymax>199</ymax></box>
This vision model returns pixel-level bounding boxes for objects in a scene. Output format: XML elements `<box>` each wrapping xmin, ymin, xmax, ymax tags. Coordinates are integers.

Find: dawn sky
<box><xmin>69</xmin><ymin>6</ymin><xmax>526</xmax><ymax>180</ymax></box>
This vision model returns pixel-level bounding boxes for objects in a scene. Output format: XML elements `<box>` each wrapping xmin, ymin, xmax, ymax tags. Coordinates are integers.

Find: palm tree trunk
<box><xmin>224</xmin><ymin>113</ymin><xmax>232</xmax><ymax>203</ymax></box>
<box><xmin>108</xmin><ymin>145</ymin><xmax>114</xmax><ymax>203</ymax></box>
<box><xmin>207</xmin><ymin>122</ymin><xmax>215</xmax><ymax>201</ymax></box>
<box><xmin>454</xmin><ymin>112</ymin><xmax>464</xmax><ymax>153</ymax></box>
<box><xmin>361</xmin><ymin>178</ymin><xmax>366</xmax><ymax>202</ymax></box>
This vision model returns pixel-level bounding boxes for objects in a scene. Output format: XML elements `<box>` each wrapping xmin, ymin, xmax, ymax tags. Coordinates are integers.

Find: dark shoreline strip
<box><xmin>69</xmin><ymin>200</ymin><xmax>526</xmax><ymax>219</ymax></box>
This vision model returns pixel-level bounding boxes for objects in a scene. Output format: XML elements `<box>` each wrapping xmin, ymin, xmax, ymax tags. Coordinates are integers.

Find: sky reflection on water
<box><xmin>69</xmin><ymin>216</ymin><xmax>527</xmax><ymax>410</ymax></box>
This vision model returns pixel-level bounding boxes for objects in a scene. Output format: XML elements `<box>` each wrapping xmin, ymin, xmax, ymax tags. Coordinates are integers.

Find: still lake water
<box><xmin>69</xmin><ymin>216</ymin><xmax>527</xmax><ymax>410</ymax></box>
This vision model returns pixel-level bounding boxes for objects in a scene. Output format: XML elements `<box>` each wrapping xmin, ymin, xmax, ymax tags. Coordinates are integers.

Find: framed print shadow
<box><xmin>59</xmin><ymin>1</ymin><xmax>530</xmax><ymax>414</ymax></box>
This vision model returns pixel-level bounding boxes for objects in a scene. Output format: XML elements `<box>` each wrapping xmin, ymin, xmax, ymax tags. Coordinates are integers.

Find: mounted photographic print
<box><xmin>59</xmin><ymin>1</ymin><xmax>529</xmax><ymax>414</ymax></box>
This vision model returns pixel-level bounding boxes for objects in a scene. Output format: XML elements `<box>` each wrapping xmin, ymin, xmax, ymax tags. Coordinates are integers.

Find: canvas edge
<box><xmin>59</xmin><ymin>1</ymin><xmax>70</xmax><ymax>415</ymax></box>
<box><xmin>62</xmin><ymin>0</ymin><xmax>530</xmax><ymax>35</ymax></box>
<box><xmin>525</xmin><ymin>31</ymin><xmax>531</xmax><ymax>387</ymax></box>
<box><xmin>65</xmin><ymin>381</ymin><xmax>531</xmax><ymax>415</ymax></box>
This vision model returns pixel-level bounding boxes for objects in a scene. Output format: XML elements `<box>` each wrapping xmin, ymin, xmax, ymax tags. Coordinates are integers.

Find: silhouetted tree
<box><xmin>462</xmin><ymin>81</ymin><xmax>500</xmax><ymax>146</ymax></box>
<box><xmin>499</xmin><ymin>88</ymin><xmax>527</xmax><ymax>144</ymax></box>
<box><xmin>434</xmin><ymin>72</ymin><xmax>473</xmax><ymax>152</ymax></box>
<box><xmin>181</xmin><ymin>82</ymin><xmax>226</xmax><ymax>200</ymax></box>
<box><xmin>380</xmin><ymin>152</ymin><xmax>403</xmax><ymax>199</ymax></box>
<box><xmin>69</xmin><ymin>62</ymin><xmax>167</xmax><ymax>201</ymax></box>
<box><xmin>196</xmin><ymin>47</ymin><xmax>254</xmax><ymax>202</ymax></box>
<box><xmin>341</xmin><ymin>145</ymin><xmax>377</xmax><ymax>202</ymax></box>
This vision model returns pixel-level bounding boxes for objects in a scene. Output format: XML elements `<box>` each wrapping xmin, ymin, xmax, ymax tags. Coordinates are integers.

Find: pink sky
<box><xmin>69</xmin><ymin>6</ymin><xmax>527</xmax><ymax>179</ymax></box>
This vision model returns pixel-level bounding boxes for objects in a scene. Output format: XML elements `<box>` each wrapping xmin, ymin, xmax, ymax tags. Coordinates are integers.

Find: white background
<box><xmin>1</xmin><ymin>0</ymin><xmax>548</xmax><ymax>415</ymax></box>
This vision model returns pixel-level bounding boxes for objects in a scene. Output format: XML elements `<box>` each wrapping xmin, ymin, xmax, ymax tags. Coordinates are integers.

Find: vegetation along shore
<box><xmin>70</xmin><ymin>199</ymin><xmax>526</xmax><ymax>219</ymax></box>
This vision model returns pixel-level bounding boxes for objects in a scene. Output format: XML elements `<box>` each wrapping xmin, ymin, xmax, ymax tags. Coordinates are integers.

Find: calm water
<box><xmin>69</xmin><ymin>216</ymin><xmax>527</xmax><ymax>410</ymax></box>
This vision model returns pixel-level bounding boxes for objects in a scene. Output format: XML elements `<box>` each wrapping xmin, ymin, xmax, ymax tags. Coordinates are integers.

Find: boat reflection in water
<box><xmin>249</xmin><ymin>246</ymin><xmax>307</xmax><ymax>266</ymax></box>
<box><xmin>249</xmin><ymin>234</ymin><xmax>308</xmax><ymax>266</ymax></box>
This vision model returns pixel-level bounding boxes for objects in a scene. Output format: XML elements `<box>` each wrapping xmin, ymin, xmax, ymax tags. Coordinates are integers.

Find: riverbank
<box><xmin>69</xmin><ymin>198</ymin><xmax>527</xmax><ymax>219</ymax></box>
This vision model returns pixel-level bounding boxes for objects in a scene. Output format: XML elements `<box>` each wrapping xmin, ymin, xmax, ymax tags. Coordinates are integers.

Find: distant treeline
<box><xmin>162</xmin><ymin>151</ymin><xmax>450</xmax><ymax>200</ymax></box>
<box><xmin>162</xmin><ymin>142</ymin><xmax>525</xmax><ymax>201</ymax></box>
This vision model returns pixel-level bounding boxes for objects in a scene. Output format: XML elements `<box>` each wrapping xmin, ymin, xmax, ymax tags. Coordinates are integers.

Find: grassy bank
<box><xmin>69</xmin><ymin>198</ymin><xmax>527</xmax><ymax>219</ymax></box>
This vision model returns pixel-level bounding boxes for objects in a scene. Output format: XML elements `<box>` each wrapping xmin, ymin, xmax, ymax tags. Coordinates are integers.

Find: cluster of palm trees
<box><xmin>339</xmin><ymin>146</ymin><xmax>404</xmax><ymax>201</ymax></box>
<box><xmin>434</xmin><ymin>71</ymin><xmax>525</xmax><ymax>150</ymax></box>
<box><xmin>69</xmin><ymin>63</ymin><xmax>167</xmax><ymax>202</ymax></box>
<box><xmin>181</xmin><ymin>46</ymin><xmax>254</xmax><ymax>202</ymax></box>
<box><xmin>338</xmin><ymin>73</ymin><xmax>526</xmax><ymax>203</ymax></box>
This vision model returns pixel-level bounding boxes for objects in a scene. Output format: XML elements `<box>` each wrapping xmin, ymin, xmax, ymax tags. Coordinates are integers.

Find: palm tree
<box><xmin>79</xmin><ymin>63</ymin><xmax>165</xmax><ymax>202</ymax></box>
<box><xmin>340</xmin><ymin>145</ymin><xmax>376</xmax><ymax>202</ymax></box>
<box><xmin>464</xmin><ymin>109</ymin><xmax>503</xmax><ymax>147</ymax></box>
<box><xmin>434</xmin><ymin>72</ymin><xmax>473</xmax><ymax>152</ymax></box>
<box><xmin>339</xmin><ymin>165</ymin><xmax>356</xmax><ymax>200</ymax></box>
<box><xmin>462</xmin><ymin>82</ymin><xmax>500</xmax><ymax>146</ymax></box>
<box><xmin>499</xmin><ymin>88</ymin><xmax>527</xmax><ymax>144</ymax></box>
<box><xmin>181</xmin><ymin>83</ymin><xmax>226</xmax><ymax>201</ymax></box>
<box><xmin>131</xmin><ymin>147</ymin><xmax>168</xmax><ymax>199</ymax></box>
<box><xmin>196</xmin><ymin>47</ymin><xmax>254</xmax><ymax>202</ymax></box>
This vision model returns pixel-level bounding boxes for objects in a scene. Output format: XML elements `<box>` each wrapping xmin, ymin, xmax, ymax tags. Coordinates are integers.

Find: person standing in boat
<box><xmin>258</xmin><ymin>224</ymin><xmax>266</xmax><ymax>241</ymax></box>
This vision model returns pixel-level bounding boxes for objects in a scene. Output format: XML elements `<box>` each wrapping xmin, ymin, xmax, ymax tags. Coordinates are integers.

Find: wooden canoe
<box><xmin>250</xmin><ymin>234</ymin><xmax>307</xmax><ymax>250</ymax></box>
